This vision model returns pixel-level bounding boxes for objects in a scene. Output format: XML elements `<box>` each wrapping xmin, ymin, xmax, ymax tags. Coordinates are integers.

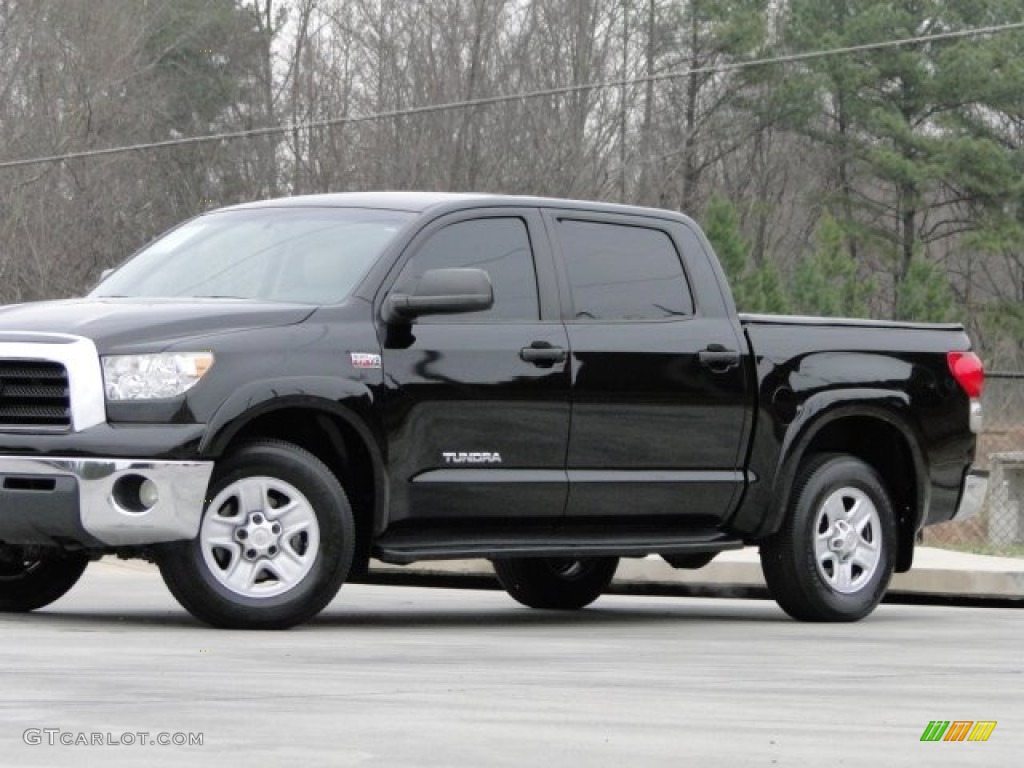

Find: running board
<box><xmin>373</xmin><ymin>529</ymin><xmax>743</xmax><ymax>565</ymax></box>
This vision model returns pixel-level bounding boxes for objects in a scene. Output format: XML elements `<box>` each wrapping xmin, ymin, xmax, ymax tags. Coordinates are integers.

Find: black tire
<box><xmin>158</xmin><ymin>440</ymin><xmax>355</xmax><ymax>629</ymax></box>
<box><xmin>760</xmin><ymin>454</ymin><xmax>896</xmax><ymax>622</ymax></box>
<box><xmin>0</xmin><ymin>550</ymin><xmax>89</xmax><ymax>612</ymax></box>
<box><xmin>491</xmin><ymin>557</ymin><xmax>619</xmax><ymax>610</ymax></box>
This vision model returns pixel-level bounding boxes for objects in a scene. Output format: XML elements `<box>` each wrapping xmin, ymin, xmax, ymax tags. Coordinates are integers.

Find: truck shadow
<box><xmin>7</xmin><ymin>597</ymin><xmax>796</xmax><ymax>630</ymax></box>
<box><xmin>312</xmin><ymin>603</ymin><xmax>791</xmax><ymax>629</ymax></box>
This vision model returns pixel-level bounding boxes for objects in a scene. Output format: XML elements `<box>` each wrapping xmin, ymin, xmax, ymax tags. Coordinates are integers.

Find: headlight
<box><xmin>102</xmin><ymin>352</ymin><xmax>214</xmax><ymax>401</ymax></box>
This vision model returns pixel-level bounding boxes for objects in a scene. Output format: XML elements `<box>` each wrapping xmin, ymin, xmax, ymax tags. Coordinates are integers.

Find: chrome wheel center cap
<box><xmin>829</xmin><ymin>520</ymin><xmax>857</xmax><ymax>558</ymax></box>
<box><xmin>235</xmin><ymin>513</ymin><xmax>283</xmax><ymax>560</ymax></box>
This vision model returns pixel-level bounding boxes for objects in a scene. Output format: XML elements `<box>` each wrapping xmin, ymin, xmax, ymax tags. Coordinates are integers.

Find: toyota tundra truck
<box><xmin>0</xmin><ymin>192</ymin><xmax>986</xmax><ymax>628</ymax></box>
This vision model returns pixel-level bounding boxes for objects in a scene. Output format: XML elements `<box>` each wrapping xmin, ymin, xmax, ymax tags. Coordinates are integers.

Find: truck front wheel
<box><xmin>760</xmin><ymin>454</ymin><xmax>896</xmax><ymax>622</ymax></box>
<box><xmin>0</xmin><ymin>548</ymin><xmax>88</xmax><ymax>612</ymax></box>
<box><xmin>491</xmin><ymin>557</ymin><xmax>618</xmax><ymax>610</ymax></box>
<box><xmin>158</xmin><ymin>440</ymin><xmax>355</xmax><ymax>629</ymax></box>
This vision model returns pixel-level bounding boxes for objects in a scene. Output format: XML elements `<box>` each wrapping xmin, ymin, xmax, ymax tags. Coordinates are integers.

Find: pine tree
<box><xmin>896</xmin><ymin>257</ymin><xmax>955</xmax><ymax>322</ymax></box>
<box><xmin>792</xmin><ymin>213</ymin><xmax>873</xmax><ymax>317</ymax></box>
<box><xmin>703</xmin><ymin>194</ymin><xmax>754</xmax><ymax>307</ymax></box>
<box><xmin>752</xmin><ymin>262</ymin><xmax>791</xmax><ymax>314</ymax></box>
<box><xmin>780</xmin><ymin>0</ymin><xmax>1024</xmax><ymax>319</ymax></box>
<box><xmin>703</xmin><ymin>195</ymin><xmax>790</xmax><ymax>313</ymax></box>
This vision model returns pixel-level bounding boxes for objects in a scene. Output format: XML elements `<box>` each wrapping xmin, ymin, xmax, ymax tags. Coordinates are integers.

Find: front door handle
<box><xmin>520</xmin><ymin>341</ymin><xmax>567</xmax><ymax>367</ymax></box>
<box><xmin>698</xmin><ymin>344</ymin><xmax>740</xmax><ymax>373</ymax></box>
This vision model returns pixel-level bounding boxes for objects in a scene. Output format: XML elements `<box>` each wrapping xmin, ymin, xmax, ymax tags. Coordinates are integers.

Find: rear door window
<box><xmin>555</xmin><ymin>220</ymin><xmax>693</xmax><ymax>321</ymax></box>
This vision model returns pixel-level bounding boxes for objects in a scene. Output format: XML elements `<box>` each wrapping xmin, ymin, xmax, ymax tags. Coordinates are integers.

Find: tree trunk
<box><xmin>636</xmin><ymin>0</ymin><xmax>656</xmax><ymax>205</ymax></box>
<box><xmin>895</xmin><ymin>180</ymin><xmax>917</xmax><ymax>318</ymax></box>
<box><xmin>680</xmin><ymin>0</ymin><xmax>701</xmax><ymax>212</ymax></box>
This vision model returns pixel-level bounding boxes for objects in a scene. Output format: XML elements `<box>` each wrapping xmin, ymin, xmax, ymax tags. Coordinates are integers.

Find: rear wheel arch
<box><xmin>769</xmin><ymin>406</ymin><xmax>927</xmax><ymax>573</ymax></box>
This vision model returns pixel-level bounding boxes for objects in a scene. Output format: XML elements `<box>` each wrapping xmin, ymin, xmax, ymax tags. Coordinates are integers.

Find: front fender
<box><xmin>199</xmin><ymin>376</ymin><xmax>381</xmax><ymax>457</ymax></box>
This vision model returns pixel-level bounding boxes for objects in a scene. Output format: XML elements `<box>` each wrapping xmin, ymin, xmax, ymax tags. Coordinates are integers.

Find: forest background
<box><xmin>1</xmin><ymin>0</ymin><xmax>1022</xmax><ymax>366</ymax></box>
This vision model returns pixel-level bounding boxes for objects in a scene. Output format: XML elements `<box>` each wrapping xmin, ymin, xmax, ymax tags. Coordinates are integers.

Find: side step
<box><xmin>373</xmin><ymin>528</ymin><xmax>743</xmax><ymax>565</ymax></box>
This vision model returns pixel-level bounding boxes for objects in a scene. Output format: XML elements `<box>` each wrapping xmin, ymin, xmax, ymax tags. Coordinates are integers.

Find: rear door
<box><xmin>378</xmin><ymin>209</ymin><xmax>571</xmax><ymax>526</ymax></box>
<box><xmin>546</xmin><ymin>211</ymin><xmax>749</xmax><ymax>525</ymax></box>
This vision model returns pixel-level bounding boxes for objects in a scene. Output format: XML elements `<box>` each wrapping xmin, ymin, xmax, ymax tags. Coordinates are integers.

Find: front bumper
<box><xmin>951</xmin><ymin>469</ymin><xmax>988</xmax><ymax>522</ymax></box>
<box><xmin>0</xmin><ymin>456</ymin><xmax>213</xmax><ymax>548</ymax></box>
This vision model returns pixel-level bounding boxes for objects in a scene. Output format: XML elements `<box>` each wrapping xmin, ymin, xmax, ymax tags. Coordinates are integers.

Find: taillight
<box><xmin>947</xmin><ymin>351</ymin><xmax>985</xmax><ymax>398</ymax></box>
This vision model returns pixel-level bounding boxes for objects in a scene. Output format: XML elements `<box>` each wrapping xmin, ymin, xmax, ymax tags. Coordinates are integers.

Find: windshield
<box><xmin>91</xmin><ymin>207</ymin><xmax>413</xmax><ymax>304</ymax></box>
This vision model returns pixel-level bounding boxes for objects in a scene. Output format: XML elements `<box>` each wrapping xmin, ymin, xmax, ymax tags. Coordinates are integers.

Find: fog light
<box><xmin>139</xmin><ymin>478</ymin><xmax>159</xmax><ymax>508</ymax></box>
<box><xmin>112</xmin><ymin>474</ymin><xmax>159</xmax><ymax>514</ymax></box>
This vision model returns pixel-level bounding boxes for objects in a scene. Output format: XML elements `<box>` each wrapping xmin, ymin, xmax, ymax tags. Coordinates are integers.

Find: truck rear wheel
<box><xmin>0</xmin><ymin>548</ymin><xmax>88</xmax><ymax>612</ymax></box>
<box><xmin>760</xmin><ymin>454</ymin><xmax>896</xmax><ymax>622</ymax></box>
<box><xmin>491</xmin><ymin>557</ymin><xmax>618</xmax><ymax>610</ymax></box>
<box><xmin>158</xmin><ymin>440</ymin><xmax>355</xmax><ymax>629</ymax></box>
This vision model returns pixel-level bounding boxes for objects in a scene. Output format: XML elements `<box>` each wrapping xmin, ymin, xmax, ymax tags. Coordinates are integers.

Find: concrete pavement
<box><xmin>1</xmin><ymin>560</ymin><xmax>1021</xmax><ymax>768</ymax></box>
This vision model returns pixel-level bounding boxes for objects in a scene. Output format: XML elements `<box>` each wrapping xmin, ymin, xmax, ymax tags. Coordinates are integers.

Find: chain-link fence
<box><xmin>923</xmin><ymin>372</ymin><xmax>1024</xmax><ymax>556</ymax></box>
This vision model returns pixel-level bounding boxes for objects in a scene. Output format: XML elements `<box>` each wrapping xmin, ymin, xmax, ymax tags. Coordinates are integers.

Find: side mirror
<box><xmin>384</xmin><ymin>268</ymin><xmax>494</xmax><ymax>323</ymax></box>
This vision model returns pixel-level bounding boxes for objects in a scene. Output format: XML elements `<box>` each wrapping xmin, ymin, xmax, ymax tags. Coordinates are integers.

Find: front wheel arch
<box><xmin>202</xmin><ymin>398</ymin><xmax>388</xmax><ymax>570</ymax></box>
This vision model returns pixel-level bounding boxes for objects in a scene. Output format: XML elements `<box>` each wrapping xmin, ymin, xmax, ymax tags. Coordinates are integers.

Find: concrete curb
<box><xmin>92</xmin><ymin>546</ymin><xmax>1024</xmax><ymax>601</ymax></box>
<box><xmin>364</xmin><ymin>546</ymin><xmax>1024</xmax><ymax>601</ymax></box>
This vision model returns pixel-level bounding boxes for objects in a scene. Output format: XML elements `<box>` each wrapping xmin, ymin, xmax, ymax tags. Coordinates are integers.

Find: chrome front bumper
<box><xmin>0</xmin><ymin>456</ymin><xmax>213</xmax><ymax>547</ymax></box>
<box><xmin>952</xmin><ymin>470</ymin><xmax>988</xmax><ymax>522</ymax></box>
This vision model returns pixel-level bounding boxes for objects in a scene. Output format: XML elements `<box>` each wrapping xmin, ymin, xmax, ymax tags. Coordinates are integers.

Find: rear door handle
<box><xmin>698</xmin><ymin>344</ymin><xmax>740</xmax><ymax>373</ymax></box>
<box><xmin>520</xmin><ymin>341</ymin><xmax>567</xmax><ymax>367</ymax></box>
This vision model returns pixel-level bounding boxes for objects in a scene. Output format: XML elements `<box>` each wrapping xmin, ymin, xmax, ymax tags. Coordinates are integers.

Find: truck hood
<box><xmin>0</xmin><ymin>298</ymin><xmax>316</xmax><ymax>353</ymax></box>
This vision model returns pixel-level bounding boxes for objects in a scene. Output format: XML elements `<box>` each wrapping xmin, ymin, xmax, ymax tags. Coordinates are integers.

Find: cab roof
<box><xmin>224</xmin><ymin>191</ymin><xmax>693</xmax><ymax>224</ymax></box>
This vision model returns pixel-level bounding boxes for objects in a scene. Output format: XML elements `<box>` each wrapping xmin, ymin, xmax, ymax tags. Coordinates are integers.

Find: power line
<box><xmin>1</xmin><ymin>20</ymin><xmax>1022</xmax><ymax>171</ymax></box>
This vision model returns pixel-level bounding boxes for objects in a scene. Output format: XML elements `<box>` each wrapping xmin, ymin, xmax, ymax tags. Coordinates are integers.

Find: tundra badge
<box><xmin>443</xmin><ymin>452</ymin><xmax>503</xmax><ymax>464</ymax></box>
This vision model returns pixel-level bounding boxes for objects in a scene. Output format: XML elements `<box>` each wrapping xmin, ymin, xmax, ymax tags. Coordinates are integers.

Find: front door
<box><xmin>547</xmin><ymin>212</ymin><xmax>749</xmax><ymax>526</ymax></box>
<box><xmin>379</xmin><ymin>209</ymin><xmax>570</xmax><ymax>527</ymax></box>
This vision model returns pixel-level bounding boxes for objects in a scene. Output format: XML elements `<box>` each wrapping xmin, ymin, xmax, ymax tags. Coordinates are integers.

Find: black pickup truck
<box><xmin>0</xmin><ymin>192</ymin><xmax>986</xmax><ymax>628</ymax></box>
